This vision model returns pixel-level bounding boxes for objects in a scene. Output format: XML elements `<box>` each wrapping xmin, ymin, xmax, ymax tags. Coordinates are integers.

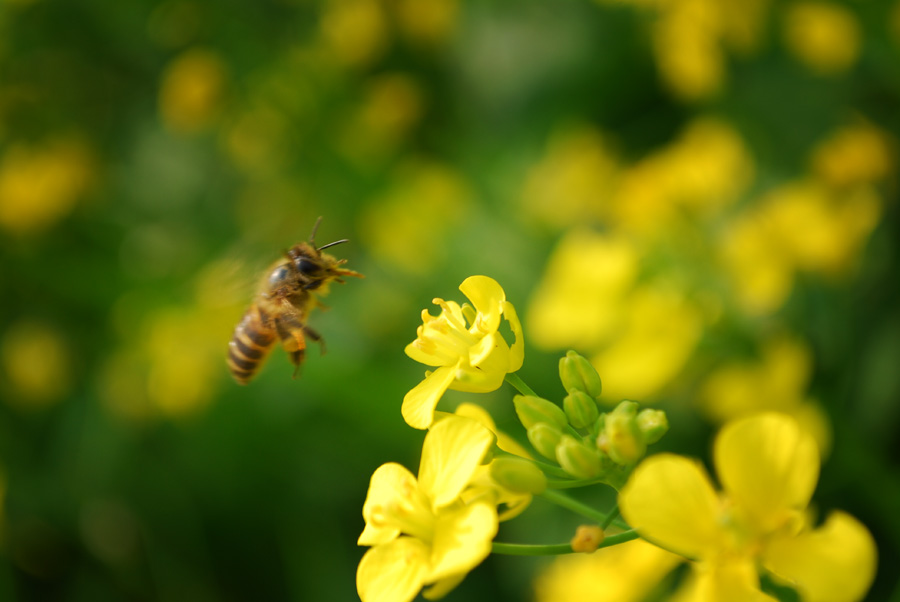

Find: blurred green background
<box><xmin>1</xmin><ymin>0</ymin><xmax>899</xmax><ymax>600</ymax></box>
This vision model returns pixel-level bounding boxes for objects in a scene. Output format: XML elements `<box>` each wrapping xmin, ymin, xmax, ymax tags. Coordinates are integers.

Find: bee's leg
<box><xmin>303</xmin><ymin>325</ymin><xmax>326</xmax><ymax>355</ymax></box>
<box><xmin>275</xmin><ymin>313</ymin><xmax>307</xmax><ymax>378</ymax></box>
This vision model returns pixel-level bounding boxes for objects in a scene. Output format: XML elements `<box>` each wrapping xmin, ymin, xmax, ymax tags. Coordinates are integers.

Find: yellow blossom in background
<box><xmin>0</xmin><ymin>138</ymin><xmax>94</xmax><ymax>234</ymax></box>
<box><xmin>338</xmin><ymin>72</ymin><xmax>424</xmax><ymax>162</ymax></box>
<box><xmin>359</xmin><ymin>161</ymin><xmax>470</xmax><ymax>274</ymax></box>
<box><xmin>811</xmin><ymin>123</ymin><xmax>894</xmax><ymax>188</ymax></box>
<box><xmin>357</xmin><ymin>415</ymin><xmax>498</xmax><ymax>602</ymax></box>
<box><xmin>699</xmin><ymin>335</ymin><xmax>831</xmax><ymax>454</ymax></box>
<box><xmin>534</xmin><ymin>538</ymin><xmax>682</xmax><ymax>602</ymax></box>
<box><xmin>320</xmin><ymin>0</ymin><xmax>387</xmax><ymax>67</ymax></box>
<box><xmin>592</xmin><ymin>285</ymin><xmax>703</xmax><ymax>402</ymax></box>
<box><xmin>610</xmin><ymin>118</ymin><xmax>753</xmax><ymax>232</ymax></box>
<box><xmin>620</xmin><ymin>413</ymin><xmax>877</xmax><ymax>602</ymax></box>
<box><xmin>527</xmin><ymin>230</ymin><xmax>638</xmax><ymax>351</ymax></box>
<box><xmin>158</xmin><ymin>47</ymin><xmax>228</xmax><ymax>133</ymax></box>
<box><xmin>403</xmin><ymin>276</ymin><xmax>524</xmax><ymax>429</ymax></box>
<box><xmin>719</xmin><ymin>0</ymin><xmax>771</xmax><ymax>54</ymax></box>
<box><xmin>1</xmin><ymin>320</ymin><xmax>71</xmax><ymax>409</ymax></box>
<box><xmin>223</xmin><ymin>107</ymin><xmax>289</xmax><ymax>176</ymax></box>
<box><xmin>651</xmin><ymin>0</ymin><xmax>724</xmax><ymax>101</ymax></box>
<box><xmin>783</xmin><ymin>1</ymin><xmax>860</xmax><ymax>75</ymax></box>
<box><xmin>520</xmin><ymin>127</ymin><xmax>618</xmax><ymax>229</ymax></box>
<box><xmin>395</xmin><ymin>0</ymin><xmax>458</xmax><ymax>46</ymax></box>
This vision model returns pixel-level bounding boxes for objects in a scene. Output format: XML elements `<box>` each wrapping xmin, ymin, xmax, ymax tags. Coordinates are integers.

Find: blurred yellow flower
<box><xmin>403</xmin><ymin>276</ymin><xmax>524</xmax><ymax>429</ymax></box>
<box><xmin>359</xmin><ymin>161</ymin><xmax>470</xmax><ymax>274</ymax></box>
<box><xmin>158</xmin><ymin>48</ymin><xmax>228</xmax><ymax>133</ymax></box>
<box><xmin>811</xmin><ymin>123</ymin><xmax>894</xmax><ymax>188</ymax></box>
<box><xmin>699</xmin><ymin>335</ymin><xmax>831</xmax><ymax>454</ymax></box>
<box><xmin>520</xmin><ymin>127</ymin><xmax>618</xmax><ymax>229</ymax></box>
<box><xmin>721</xmin><ymin>180</ymin><xmax>881</xmax><ymax>314</ymax></box>
<box><xmin>783</xmin><ymin>2</ymin><xmax>860</xmax><ymax>75</ymax></box>
<box><xmin>534</xmin><ymin>538</ymin><xmax>682</xmax><ymax>602</ymax></box>
<box><xmin>527</xmin><ymin>230</ymin><xmax>638</xmax><ymax>351</ymax></box>
<box><xmin>320</xmin><ymin>0</ymin><xmax>388</xmax><ymax>67</ymax></box>
<box><xmin>0</xmin><ymin>138</ymin><xmax>93</xmax><ymax>234</ymax></box>
<box><xmin>652</xmin><ymin>0</ymin><xmax>725</xmax><ymax>101</ymax></box>
<box><xmin>592</xmin><ymin>285</ymin><xmax>702</xmax><ymax>402</ymax></box>
<box><xmin>357</xmin><ymin>415</ymin><xmax>498</xmax><ymax>602</ymax></box>
<box><xmin>620</xmin><ymin>413</ymin><xmax>876</xmax><ymax>602</ymax></box>
<box><xmin>395</xmin><ymin>0</ymin><xmax>458</xmax><ymax>45</ymax></box>
<box><xmin>1</xmin><ymin>320</ymin><xmax>71</xmax><ymax>409</ymax></box>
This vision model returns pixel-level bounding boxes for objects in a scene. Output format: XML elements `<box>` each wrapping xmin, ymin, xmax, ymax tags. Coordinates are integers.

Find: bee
<box><xmin>227</xmin><ymin>218</ymin><xmax>363</xmax><ymax>384</ymax></box>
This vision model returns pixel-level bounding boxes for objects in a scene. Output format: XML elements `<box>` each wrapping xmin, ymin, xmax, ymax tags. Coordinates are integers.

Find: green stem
<box><xmin>601</xmin><ymin>504</ymin><xmax>619</xmax><ymax>530</ymax></box>
<box><xmin>539</xmin><ymin>490</ymin><xmax>607</xmax><ymax>524</ymax></box>
<box><xmin>491</xmin><ymin>529</ymin><xmax>640</xmax><ymax>556</ymax></box>
<box><xmin>546</xmin><ymin>477</ymin><xmax>604</xmax><ymax>489</ymax></box>
<box><xmin>505</xmin><ymin>373</ymin><xmax>538</xmax><ymax>397</ymax></box>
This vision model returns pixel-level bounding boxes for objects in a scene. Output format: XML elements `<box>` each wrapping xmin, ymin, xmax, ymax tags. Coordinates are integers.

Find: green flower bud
<box><xmin>490</xmin><ymin>457</ymin><xmax>548</xmax><ymax>494</ymax></box>
<box><xmin>564</xmin><ymin>390</ymin><xmax>599</xmax><ymax>429</ymax></box>
<box><xmin>514</xmin><ymin>394</ymin><xmax>568</xmax><ymax>430</ymax></box>
<box><xmin>637</xmin><ymin>408</ymin><xmax>668</xmax><ymax>444</ymax></box>
<box><xmin>556</xmin><ymin>435</ymin><xmax>604</xmax><ymax>479</ymax></box>
<box><xmin>559</xmin><ymin>350</ymin><xmax>603</xmax><ymax>399</ymax></box>
<box><xmin>601</xmin><ymin>400</ymin><xmax>646</xmax><ymax>466</ymax></box>
<box><xmin>528</xmin><ymin>423</ymin><xmax>564</xmax><ymax>460</ymax></box>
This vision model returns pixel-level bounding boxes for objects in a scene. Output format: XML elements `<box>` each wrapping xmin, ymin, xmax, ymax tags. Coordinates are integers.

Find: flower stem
<box><xmin>491</xmin><ymin>529</ymin><xmax>640</xmax><ymax>556</ymax></box>
<box><xmin>546</xmin><ymin>477</ymin><xmax>604</xmax><ymax>489</ymax></box>
<box><xmin>601</xmin><ymin>504</ymin><xmax>620</xmax><ymax>529</ymax></box>
<box><xmin>505</xmin><ymin>373</ymin><xmax>538</xmax><ymax>397</ymax></box>
<box><xmin>539</xmin><ymin>489</ymin><xmax>608</xmax><ymax>524</ymax></box>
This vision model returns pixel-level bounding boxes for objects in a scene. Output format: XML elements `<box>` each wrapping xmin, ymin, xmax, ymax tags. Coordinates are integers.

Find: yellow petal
<box><xmin>447</xmin><ymin>365</ymin><xmax>505</xmax><ymax>393</ymax></box>
<box><xmin>762</xmin><ymin>511</ymin><xmax>877</xmax><ymax>602</ymax></box>
<box><xmin>619</xmin><ymin>454</ymin><xmax>722</xmax><ymax>560</ymax></box>
<box><xmin>403</xmin><ymin>366</ymin><xmax>457</xmax><ymax>429</ymax></box>
<box><xmin>427</xmin><ymin>502</ymin><xmax>498</xmax><ymax>582</ymax></box>
<box><xmin>455</xmin><ymin>402</ymin><xmax>531</xmax><ymax>458</ymax></box>
<box><xmin>405</xmin><ymin>339</ymin><xmax>455</xmax><ymax>367</ymax></box>
<box><xmin>502</xmin><ymin>300</ymin><xmax>525</xmax><ymax>371</ymax></box>
<box><xmin>459</xmin><ymin>275</ymin><xmax>504</xmax><ymax>333</ymax></box>
<box><xmin>357</xmin><ymin>538</ymin><xmax>430</xmax><ymax>602</ymax></box>
<box><xmin>672</xmin><ymin>561</ymin><xmax>776</xmax><ymax>602</ymax></box>
<box><xmin>422</xmin><ymin>573</ymin><xmax>466</xmax><ymax>600</ymax></box>
<box><xmin>418</xmin><ymin>415</ymin><xmax>494</xmax><ymax>509</ymax></box>
<box><xmin>359</xmin><ymin>463</ymin><xmax>418</xmax><ymax>545</ymax></box>
<box><xmin>468</xmin><ymin>332</ymin><xmax>510</xmax><ymax>373</ymax></box>
<box><xmin>715</xmin><ymin>413</ymin><xmax>819</xmax><ymax>532</ymax></box>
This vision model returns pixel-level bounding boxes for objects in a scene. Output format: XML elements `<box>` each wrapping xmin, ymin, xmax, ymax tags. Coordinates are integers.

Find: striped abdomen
<box><xmin>228</xmin><ymin>305</ymin><xmax>276</xmax><ymax>384</ymax></box>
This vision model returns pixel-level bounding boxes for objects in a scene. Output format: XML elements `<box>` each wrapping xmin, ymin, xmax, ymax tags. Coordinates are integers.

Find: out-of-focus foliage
<box><xmin>0</xmin><ymin>0</ymin><xmax>898</xmax><ymax>600</ymax></box>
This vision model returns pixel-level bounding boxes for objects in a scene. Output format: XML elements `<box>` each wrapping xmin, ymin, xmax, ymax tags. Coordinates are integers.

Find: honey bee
<box><xmin>227</xmin><ymin>218</ymin><xmax>363</xmax><ymax>384</ymax></box>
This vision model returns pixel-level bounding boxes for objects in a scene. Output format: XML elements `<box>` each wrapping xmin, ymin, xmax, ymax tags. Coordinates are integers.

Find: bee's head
<box><xmin>281</xmin><ymin>218</ymin><xmax>363</xmax><ymax>291</ymax></box>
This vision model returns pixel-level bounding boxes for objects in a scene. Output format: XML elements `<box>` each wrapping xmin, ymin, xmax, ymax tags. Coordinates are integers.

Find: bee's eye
<box><xmin>297</xmin><ymin>258</ymin><xmax>322</xmax><ymax>276</ymax></box>
<box><xmin>268</xmin><ymin>265</ymin><xmax>290</xmax><ymax>288</ymax></box>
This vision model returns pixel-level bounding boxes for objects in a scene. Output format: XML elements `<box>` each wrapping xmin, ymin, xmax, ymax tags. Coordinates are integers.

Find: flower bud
<box><xmin>637</xmin><ymin>408</ymin><xmax>668</xmax><ymax>444</ymax></box>
<box><xmin>601</xmin><ymin>400</ymin><xmax>646</xmax><ymax>466</ymax></box>
<box><xmin>559</xmin><ymin>350</ymin><xmax>603</xmax><ymax>399</ymax></box>
<box><xmin>556</xmin><ymin>435</ymin><xmax>604</xmax><ymax>479</ymax></box>
<box><xmin>564</xmin><ymin>389</ymin><xmax>599</xmax><ymax>429</ymax></box>
<box><xmin>489</xmin><ymin>457</ymin><xmax>548</xmax><ymax>494</ymax></box>
<box><xmin>528</xmin><ymin>423</ymin><xmax>564</xmax><ymax>460</ymax></box>
<box><xmin>570</xmin><ymin>525</ymin><xmax>605</xmax><ymax>553</ymax></box>
<box><xmin>514</xmin><ymin>394</ymin><xmax>568</xmax><ymax>430</ymax></box>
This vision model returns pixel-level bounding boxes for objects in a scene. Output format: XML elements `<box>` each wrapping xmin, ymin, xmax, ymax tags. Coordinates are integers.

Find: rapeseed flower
<box><xmin>357</xmin><ymin>415</ymin><xmax>499</xmax><ymax>602</ymax></box>
<box><xmin>619</xmin><ymin>413</ymin><xmax>876</xmax><ymax>602</ymax></box>
<box><xmin>403</xmin><ymin>276</ymin><xmax>524</xmax><ymax>429</ymax></box>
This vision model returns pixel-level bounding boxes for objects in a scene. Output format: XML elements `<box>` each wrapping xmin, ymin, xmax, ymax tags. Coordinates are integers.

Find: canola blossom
<box><xmin>357</xmin><ymin>415</ymin><xmax>499</xmax><ymax>602</ymax></box>
<box><xmin>619</xmin><ymin>413</ymin><xmax>876</xmax><ymax>602</ymax></box>
<box><xmin>402</xmin><ymin>275</ymin><xmax>524</xmax><ymax>429</ymax></box>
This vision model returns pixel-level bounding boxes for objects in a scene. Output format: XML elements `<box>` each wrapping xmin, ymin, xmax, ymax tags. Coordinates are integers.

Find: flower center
<box><xmin>368</xmin><ymin>484</ymin><xmax>436</xmax><ymax>543</ymax></box>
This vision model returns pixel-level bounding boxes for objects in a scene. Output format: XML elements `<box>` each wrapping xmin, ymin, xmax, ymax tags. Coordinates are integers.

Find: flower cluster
<box><xmin>357</xmin><ymin>275</ymin><xmax>876</xmax><ymax>602</ymax></box>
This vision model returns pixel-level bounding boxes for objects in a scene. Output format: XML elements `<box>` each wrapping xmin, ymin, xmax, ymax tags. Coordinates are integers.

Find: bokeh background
<box><xmin>1</xmin><ymin>0</ymin><xmax>899</xmax><ymax>600</ymax></box>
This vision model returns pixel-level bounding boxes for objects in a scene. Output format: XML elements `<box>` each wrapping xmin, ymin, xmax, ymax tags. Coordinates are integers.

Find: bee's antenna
<box><xmin>318</xmin><ymin>239</ymin><xmax>349</xmax><ymax>251</ymax></box>
<box><xmin>309</xmin><ymin>216</ymin><xmax>324</xmax><ymax>245</ymax></box>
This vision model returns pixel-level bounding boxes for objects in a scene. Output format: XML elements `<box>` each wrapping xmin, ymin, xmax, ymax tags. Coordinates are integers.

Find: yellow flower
<box><xmin>403</xmin><ymin>276</ymin><xmax>524</xmax><ymax>429</ymax></box>
<box><xmin>619</xmin><ymin>413</ymin><xmax>876</xmax><ymax>602</ymax></box>
<box><xmin>357</xmin><ymin>415</ymin><xmax>499</xmax><ymax>602</ymax></box>
<box><xmin>534</xmin><ymin>538</ymin><xmax>682</xmax><ymax>602</ymax></box>
<box><xmin>158</xmin><ymin>48</ymin><xmax>227</xmax><ymax>133</ymax></box>
<box><xmin>783</xmin><ymin>1</ymin><xmax>860</xmax><ymax>75</ymax></box>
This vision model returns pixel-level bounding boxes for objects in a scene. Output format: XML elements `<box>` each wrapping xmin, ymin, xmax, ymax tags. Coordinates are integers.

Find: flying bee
<box><xmin>227</xmin><ymin>218</ymin><xmax>363</xmax><ymax>384</ymax></box>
